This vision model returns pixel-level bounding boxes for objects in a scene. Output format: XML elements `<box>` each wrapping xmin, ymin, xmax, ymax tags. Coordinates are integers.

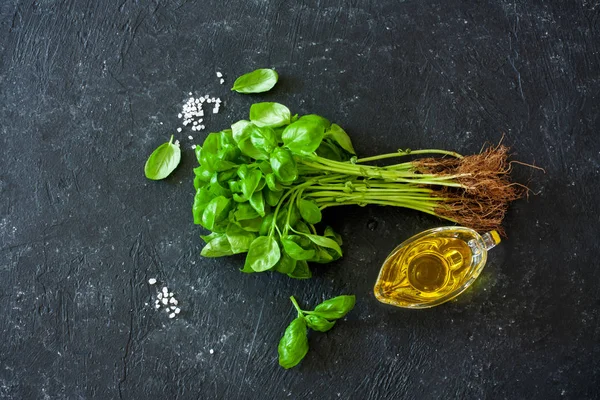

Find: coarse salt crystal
<box><xmin>170</xmin><ymin>305</ymin><xmax>177</xmax><ymax>310</ymax></box>
<box><xmin>155</xmin><ymin>304</ymin><xmax>160</xmax><ymax>309</ymax></box>
<box><xmin>213</xmin><ymin>108</ymin><xmax>219</xmax><ymax>114</ymax></box>
<box><xmin>148</xmin><ymin>278</ymin><xmax>157</xmax><ymax>285</ymax></box>
<box><xmin>162</xmin><ymin>298</ymin><xmax>168</xmax><ymax>305</ymax></box>
<box><xmin>169</xmin><ymin>298</ymin><xmax>178</xmax><ymax>304</ymax></box>
<box><xmin>207</xmin><ymin>99</ymin><xmax>212</xmax><ymax>103</ymax></box>
<box><xmin>219</xmin><ymin>78</ymin><xmax>224</xmax><ymax>84</ymax></box>
<box><xmin>157</xmin><ymin>293</ymin><xmax>163</xmax><ymax>299</ymax></box>
<box><xmin>188</xmin><ymin>135</ymin><xmax>193</xmax><ymax>140</ymax></box>
<box><xmin>178</xmin><ymin>113</ymin><xmax>182</xmax><ymax>118</ymax></box>
<box><xmin>162</xmin><ymin>287</ymin><xmax>168</xmax><ymax>293</ymax></box>
<box><xmin>177</xmin><ymin>128</ymin><xmax>182</xmax><ymax>133</ymax></box>
<box><xmin>188</xmin><ymin>92</ymin><xmax>192</xmax><ymax>96</ymax></box>
<box><xmin>209</xmin><ymin>349</ymin><xmax>214</xmax><ymax>354</ymax></box>
<box><xmin>216</xmin><ymin>72</ymin><xmax>223</xmax><ymax>77</ymax></box>
<box><xmin>175</xmin><ymin>308</ymin><xmax>181</xmax><ymax>314</ymax></box>
<box><xmin>169</xmin><ymin>313</ymin><xmax>176</xmax><ymax>318</ymax></box>
<box><xmin>191</xmin><ymin>144</ymin><xmax>197</xmax><ymax>149</ymax></box>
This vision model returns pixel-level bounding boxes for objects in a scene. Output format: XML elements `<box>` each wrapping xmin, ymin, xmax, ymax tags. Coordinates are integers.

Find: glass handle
<box><xmin>481</xmin><ymin>230</ymin><xmax>501</xmax><ymax>251</ymax></box>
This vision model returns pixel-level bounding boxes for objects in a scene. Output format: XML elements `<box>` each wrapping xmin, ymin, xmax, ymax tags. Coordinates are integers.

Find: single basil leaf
<box><xmin>324</xmin><ymin>226</ymin><xmax>343</xmax><ymax>246</ymax></box>
<box><xmin>299</xmin><ymin>233</ymin><xmax>342</xmax><ymax>257</ymax></box>
<box><xmin>297</xmin><ymin>199</ymin><xmax>322</xmax><ymax>224</ymax></box>
<box><xmin>266</xmin><ymin>173</ymin><xmax>283</xmax><ymax>191</ymax></box>
<box><xmin>201</xmin><ymin>196</ymin><xmax>232</xmax><ymax>230</ymax></box>
<box><xmin>287</xmin><ymin>260</ymin><xmax>312</xmax><ymax>279</ymax></box>
<box><xmin>312</xmin><ymin>295</ymin><xmax>356</xmax><ymax>320</ymax></box>
<box><xmin>259</xmin><ymin>213</ymin><xmax>275</xmax><ymax>236</ymax></box>
<box><xmin>194</xmin><ymin>165</ymin><xmax>212</xmax><ymax>182</ymax></box>
<box><xmin>144</xmin><ymin>136</ymin><xmax>181</xmax><ymax>180</ymax></box>
<box><xmin>282</xmin><ymin>120</ymin><xmax>325</xmax><ymax>155</ymax></box>
<box><xmin>281</xmin><ymin>238</ymin><xmax>315</xmax><ymax>261</ymax></box>
<box><xmin>264</xmin><ymin>187</ymin><xmax>283</xmax><ymax>207</ymax></box>
<box><xmin>326</xmin><ymin>123</ymin><xmax>356</xmax><ymax>155</ymax></box>
<box><xmin>200</xmin><ymin>231</ymin><xmax>221</xmax><ymax>244</ymax></box>
<box><xmin>194</xmin><ymin>145</ymin><xmax>202</xmax><ymax>163</ymax></box>
<box><xmin>309</xmin><ymin>247</ymin><xmax>335</xmax><ymax>264</ymax></box>
<box><xmin>192</xmin><ymin>187</ymin><xmax>212</xmax><ymax>225</ymax></box>
<box><xmin>316</xmin><ymin>139</ymin><xmax>347</xmax><ymax>161</ymax></box>
<box><xmin>270</xmin><ymin>147</ymin><xmax>298</xmax><ymax>183</ymax></box>
<box><xmin>244</xmin><ymin>236</ymin><xmax>281</xmax><ymax>272</ymax></box>
<box><xmin>232</xmin><ymin>68</ymin><xmax>279</xmax><ymax>94</ymax></box>
<box><xmin>237</xmin><ymin>124</ymin><xmax>272</xmax><ymax>160</ymax></box>
<box><xmin>250</xmin><ymin>125</ymin><xmax>278</xmax><ymax>153</ymax></box>
<box><xmin>232</xmin><ymin>120</ymin><xmax>252</xmax><ymax>144</ymax></box>
<box><xmin>241</xmin><ymin>169</ymin><xmax>262</xmax><ymax>199</ymax></box>
<box><xmin>250</xmin><ymin>102</ymin><xmax>291</xmax><ymax>128</ymax></box>
<box><xmin>298</xmin><ymin>114</ymin><xmax>330</xmax><ymax>130</ymax></box>
<box><xmin>201</xmin><ymin>235</ymin><xmax>234</xmax><ymax>257</ymax></box>
<box><xmin>226</xmin><ymin>223</ymin><xmax>256</xmax><ymax>254</ymax></box>
<box><xmin>234</xmin><ymin>203</ymin><xmax>260</xmax><ymax>221</ymax></box>
<box><xmin>237</xmin><ymin>216</ymin><xmax>263</xmax><ymax>232</ymax></box>
<box><xmin>257</xmin><ymin>160</ymin><xmax>273</xmax><ymax>174</ymax></box>
<box><xmin>278</xmin><ymin>317</ymin><xmax>309</xmax><ymax>369</ymax></box>
<box><xmin>304</xmin><ymin>314</ymin><xmax>336</xmax><ymax>332</ymax></box>
<box><xmin>249</xmin><ymin>191</ymin><xmax>265</xmax><ymax>217</ymax></box>
<box><xmin>275</xmin><ymin>251</ymin><xmax>297</xmax><ymax>274</ymax></box>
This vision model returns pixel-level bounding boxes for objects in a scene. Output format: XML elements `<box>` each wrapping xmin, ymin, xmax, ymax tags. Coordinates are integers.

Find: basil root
<box><xmin>192</xmin><ymin>102</ymin><xmax>522</xmax><ymax>277</ymax></box>
<box><xmin>278</xmin><ymin>295</ymin><xmax>355</xmax><ymax>369</ymax></box>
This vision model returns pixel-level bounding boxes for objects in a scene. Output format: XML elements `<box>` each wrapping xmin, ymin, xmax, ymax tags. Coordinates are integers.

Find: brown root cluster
<box><xmin>414</xmin><ymin>144</ymin><xmax>524</xmax><ymax>235</ymax></box>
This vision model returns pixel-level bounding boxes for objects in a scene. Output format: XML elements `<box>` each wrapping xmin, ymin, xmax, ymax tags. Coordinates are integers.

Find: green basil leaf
<box><xmin>266</xmin><ymin>173</ymin><xmax>283</xmax><ymax>191</ymax></box>
<box><xmin>316</xmin><ymin>139</ymin><xmax>348</xmax><ymax>161</ymax></box>
<box><xmin>264</xmin><ymin>187</ymin><xmax>283</xmax><ymax>207</ymax></box>
<box><xmin>298</xmin><ymin>233</ymin><xmax>342</xmax><ymax>257</ymax></box>
<box><xmin>278</xmin><ymin>317</ymin><xmax>309</xmax><ymax>369</ymax></box>
<box><xmin>232</xmin><ymin>68</ymin><xmax>279</xmax><ymax>94</ymax></box>
<box><xmin>304</xmin><ymin>314</ymin><xmax>336</xmax><ymax>332</ymax></box>
<box><xmin>282</xmin><ymin>120</ymin><xmax>325</xmax><ymax>155</ymax></box>
<box><xmin>326</xmin><ymin>123</ymin><xmax>356</xmax><ymax>155</ymax></box>
<box><xmin>201</xmin><ymin>196</ymin><xmax>232</xmax><ymax>230</ymax></box>
<box><xmin>281</xmin><ymin>238</ymin><xmax>315</xmax><ymax>261</ymax></box>
<box><xmin>234</xmin><ymin>203</ymin><xmax>260</xmax><ymax>221</ymax></box>
<box><xmin>144</xmin><ymin>136</ymin><xmax>181</xmax><ymax>180</ymax></box>
<box><xmin>226</xmin><ymin>223</ymin><xmax>256</xmax><ymax>254</ymax></box>
<box><xmin>192</xmin><ymin>188</ymin><xmax>213</xmax><ymax>225</ymax></box>
<box><xmin>324</xmin><ymin>226</ymin><xmax>343</xmax><ymax>246</ymax></box>
<box><xmin>194</xmin><ymin>145</ymin><xmax>202</xmax><ymax>163</ymax></box>
<box><xmin>297</xmin><ymin>114</ymin><xmax>330</xmax><ymax>130</ymax></box>
<box><xmin>250</xmin><ymin>125</ymin><xmax>278</xmax><ymax>153</ymax></box>
<box><xmin>270</xmin><ymin>147</ymin><xmax>298</xmax><ymax>183</ymax></box>
<box><xmin>237</xmin><ymin>216</ymin><xmax>263</xmax><ymax>232</ymax></box>
<box><xmin>249</xmin><ymin>191</ymin><xmax>265</xmax><ymax>217</ymax></box>
<box><xmin>241</xmin><ymin>169</ymin><xmax>262</xmax><ymax>199</ymax></box>
<box><xmin>297</xmin><ymin>199</ymin><xmax>322</xmax><ymax>224</ymax></box>
<box><xmin>250</xmin><ymin>102</ymin><xmax>291</xmax><ymax>128</ymax></box>
<box><xmin>309</xmin><ymin>247</ymin><xmax>335</xmax><ymax>264</ymax></box>
<box><xmin>244</xmin><ymin>236</ymin><xmax>281</xmax><ymax>272</ymax></box>
<box><xmin>201</xmin><ymin>235</ymin><xmax>234</xmax><ymax>257</ymax></box>
<box><xmin>259</xmin><ymin>213</ymin><xmax>275</xmax><ymax>236</ymax></box>
<box><xmin>287</xmin><ymin>260</ymin><xmax>312</xmax><ymax>279</ymax></box>
<box><xmin>200</xmin><ymin>231</ymin><xmax>221</xmax><ymax>244</ymax></box>
<box><xmin>312</xmin><ymin>295</ymin><xmax>356</xmax><ymax>320</ymax></box>
<box><xmin>275</xmin><ymin>251</ymin><xmax>297</xmax><ymax>274</ymax></box>
<box><xmin>232</xmin><ymin>120</ymin><xmax>252</xmax><ymax>143</ymax></box>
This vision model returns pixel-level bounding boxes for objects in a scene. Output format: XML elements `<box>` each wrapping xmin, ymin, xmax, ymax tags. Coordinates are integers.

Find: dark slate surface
<box><xmin>1</xmin><ymin>1</ymin><xmax>599</xmax><ymax>399</ymax></box>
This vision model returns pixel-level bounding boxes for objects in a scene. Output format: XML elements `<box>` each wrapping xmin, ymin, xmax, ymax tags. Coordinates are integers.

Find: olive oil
<box><xmin>374</xmin><ymin>227</ymin><xmax>500</xmax><ymax>308</ymax></box>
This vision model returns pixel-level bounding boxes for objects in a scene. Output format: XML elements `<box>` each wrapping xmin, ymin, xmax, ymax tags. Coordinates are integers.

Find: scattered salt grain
<box><xmin>157</xmin><ymin>293</ymin><xmax>163</xmax><ymax>299</ymax></box>
<box><xmin>219</xmin><ymin>78</ymin><xmax>224</xmax><ymax>84</ymax></box>
<box><xmin>209</xmin><ymin>349</ymin><xmax>214</xmax><ymax>354</ymax></box>
<box><xmin>177</xmin><ymin>113</ymin><xmax>182</xmax><ymax>118</ymax></box>
<box><xmin>169</xmin><ymin>313</ymin><xmax>176</xmax><ymax>319</ymax></box>
<box><xmin>148</xmin><ymin>278</ymin><xmax>157</xmax><ymax>285</ymax></box>
<box><xmin>216</xmin><ymin>72</ymin><xmax>223</xmax><ymax>78</ymax></box>
<box><xmin>162</xmin><ymin>287</ymin><xmax>168</xmax><ymax>293</ymax></box>
<box><xmin>174</xmin><ymin>308</ymin><xmax>181</xmax><ymax>314</ymax></box>
<box><xmin>188</xmin><ymin>92</ymin><xmax>192</xmax><ymax>96</ymax></box>
<box><xmin>188</xmin><ymin>135</ymin><xmax>193</xmax><ymax>140</ymax></box>
<box><xmin>177</xmin><ymin>127</ymin><xmax>182</xmax><ymax>133</ymax></box>
<box><xmin>161</xmin><ymin>298</ymin><xmax>168</xmax><ymax>305</ymax></box>
<box><xmin>169</xmin><ymin>292</ymin><xmax>173</xmax><ymax>297</ymax></box>
<box><xmin>155</xmin><ymin>304</ymin><xmax>160</xmax><ymax>309</ymax></box>
<box><xmin>191</xmin><ymin>145</ymin><xmax>197</xmax><ymax>149</ymax></box>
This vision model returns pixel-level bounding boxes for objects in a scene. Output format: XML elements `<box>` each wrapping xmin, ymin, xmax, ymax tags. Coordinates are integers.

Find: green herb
<box><xmin>278</xmin><ymin>295</ymin><xmax>355</xmax><ymax>369</ymax></box>
<box><xmin>145</xmin><ymin>135</ymin><xmax>181</xmax><ymax>180</ymax></box>
<box><xmin>192</xmin><ymin>103</ymin><xmax>521</xmax><ymax>278</ymax></box>
<box><xmin>231</xmin><ymin>68</ymin><xmax>279</xmax><ymax>94</ymax></box>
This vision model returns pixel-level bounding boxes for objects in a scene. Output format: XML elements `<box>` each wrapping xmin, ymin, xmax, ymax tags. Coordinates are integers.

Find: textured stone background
<box><xmin>0</xmin><ymin>0</ymin><xmax>598</xmax><ymax>398</ymax></box>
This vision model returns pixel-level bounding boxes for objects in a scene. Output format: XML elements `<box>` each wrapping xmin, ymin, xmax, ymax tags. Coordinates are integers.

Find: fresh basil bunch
<box><xmin>278</xmin><ymin>295</ymin><xmax>355</xmax><ymax>369</ymax></box>
<box><xmin>192</xmin><ymin>102</ymin><xmax>354</xmax><ymax>278</ymax></box>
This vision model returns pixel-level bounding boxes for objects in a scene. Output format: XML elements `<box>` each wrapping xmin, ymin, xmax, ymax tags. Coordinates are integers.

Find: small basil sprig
<box><xmin>231</xmin><ymin>68</ymin><xmax>279</xmax><ymax>94</ymax></box>
<box><xmin>278</xmin><ymin>295</ymin><xmax>356</xmax><ymax>369</ymax></box>
<box><xmin>144</xmin><ymin>135</ymin><xmax>181</xmax><ymax>180</ymax></box>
